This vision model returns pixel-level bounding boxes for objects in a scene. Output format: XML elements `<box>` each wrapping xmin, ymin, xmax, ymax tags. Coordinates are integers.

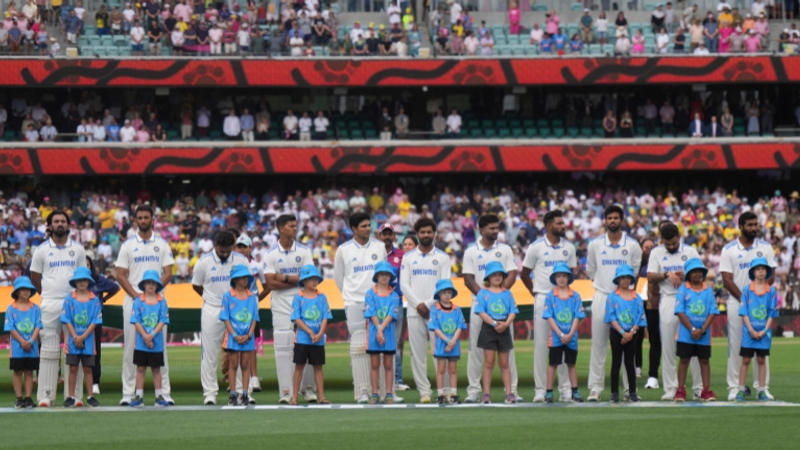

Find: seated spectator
<box><xmin>720</xmin><ymin>107</ymin><xmax>734</xmax><ymax>136</ymax></box>
<box><xmin>119</xmin><ymin>120</ymin><xmax>135</xmax><ymax>142</ymax></box>
<box><xmin>107</xmin><ymin>119</ymin><xmax>120</xmax><ymax>142</ymax></box>
<box><xmin>707</xmin><ymin>115</ymin><xmax>720</xmax><ymax>137</ymax></box>
<box><xmin>152</xmin><ymin>124</ymin><xmax>167</xmax><ymax>142</ymax></box>
<box><xmin>255</xmin><ymin>108</ymin><xmax>270</xmax><ymax>139</ymax></box>
<box><xmin>303</xmin><ymin>40</ymin><xmax>315</xmax><ymax>57</ymax></box>
<box><xmin>745</xmin><ymin>28</ymin><xmax>762</xmax><ymax>52</ymax></box>
<box><xmin>135</xmin><ymin>127</ymin><xmax>150</xmax><ymax>142</ymax></box>
<box><xmin>529</xmin><ymin>23</ymin><xmax>543</xmax><ymax>46</ymax></box>
<box><xmin>656</xmin><ymin>27</ymin><xmax>670</xmax><ymax>53</ymax></box>
<box><xmin>390</xmin><ymin>35</ymin><xmax>408</xmax><ymax>57</ymax></box>
<box><xmin>92</xmin><ymin>119</ymin><xmax>106</xmax><ymax>142</ymax></box>
<box><xmin>552</xmin><ymin>28</ymin><xmax>567</xmax><ymax>55</ymax></box>
<box><xmin>673</xmin><ymin>27</ymin><xmax>687</xmax><ymax>52</ymax></box>
<box><xmin>408</xmin><ymin>22</ymin><xmax>421</xmax><ymax>57</ymax></box>
<box><xmin>479</xmin><ymin>29</ymin><xmax>493</xmax><ymax>56</ymax></box>
<box><xmin>240</xmin><ymin>108</ymin><xmax>255</xmax><ymax>141</ymax></box>
<box><xmin>463</xmin><ymin>30</ymin><xmax>479</xmax><ymax>55</ymax></box>
<box><xmin>540</xmin><ymin>33</ymin><xmax>553</xmax><ymax>53</ymax></box>
<box><xmin>580</xmin><ymin>9</ymin><xmax>593</xmax><ymax>44</ymax></box>
<box><xmin>379</xmin><ymin>107</ymin><xmax>393</xmax><ymax>140</ymax></box>
<box><xmin>619</xmin><ymin>110</ymin><xmax>633</xmax><ymax>137</ymax></box>
<box><xmin>569</xmin><ymin>34</ymin><xmax>583</xmax><ymax>53</ymax></box>
<box><xmin>435</xmin><ymin>27</ymin><xmax>449</xmax><ymax>55</ymax></box>
<box><xmin>77</xmin><ymin>118</ymin><xmax>91</xmax><ymax>142</ymax></box>
<box><xmin>615</xmin><ymin>32</ymin><xmax>631</xmax><ymax>56</ymax></box>
<box><xmin>366</xmin><ymin>30</ymin><xmax>380</xmax><ymax>55</ymax></box>
<box><xmin>596</xmin><ymin>12</ymin><xmax>609</xmax><ymax>44</ymax></box>
<box><xmin>23</xmin><ymin>124</ymin><xmax>38</xmax><ymax>142</ymax></box>
<box><xmin>352</xmin><ymin>34</ymin><xmax>367</xmax><ymax>55</ymax></box>
<box><xmin>693</xmin><ymin>41</ymin><xmax>710</xmax><ymax>54</ymax></box>
<box><xmin>39</xmin><ymin>119</ymin><xmax>57</xmax><ymax>142</ymax></box>
<box><xmin>632</xmin><ymin>29</ymin><xmax>645</xmax><ymax>54</ymax></box>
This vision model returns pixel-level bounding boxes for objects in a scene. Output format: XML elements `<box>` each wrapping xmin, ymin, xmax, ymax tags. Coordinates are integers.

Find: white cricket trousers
<box><xmin>726</xmin><ymin>298</ymin><xmax>769</xmax><ymax>393</ymax></box>
<box><xmin>201</xmin><ymin>303</ymin><xmax>225</xmax><ymax>398</ymax></box>
<box><xmin>465</xmin><ymin>299</ymin><xmax>519</xmax><ymax>398</ymax></box>
<box><xmin>37</xmin><ymin>298</ymin><xmax>82</xmax><ymax>403</ymax></box>
<box><xmin>345</xmin><ymin>303</ymin><xmax>371</xmax><ymax>400</ymax></box>
<box><xmin>123</xmin><ymin>295</ymin><xmax>170</xmax><ymax>397</ymax></box>
<box><xmin>407</xmin><ymin>315</ymin><xmax>432</xmax><ymax>398</ymax></box>
<box><xmin>273</xmin><ymin>312</ymin><xmax>315</xmax><ymax>398</ymax></box>
<box><xmin>534</xmin><ymin>293</ymin><xmax>570</xmax><ymax>398</ymax></box>
<box><xmin>659</xmin><ymin>294</ymin><xmax>702</xmax><ymax>395</ymax></box>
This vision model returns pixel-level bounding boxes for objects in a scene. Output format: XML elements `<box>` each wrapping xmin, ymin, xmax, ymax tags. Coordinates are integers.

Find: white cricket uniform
<box><xmin>719</xmin><ymin>238</ymin><xmax>776</xmax><ymax>395</ymax></box>
<box><xmin>647</xmin><ymin>243</ymin><xmax>702</xmax><ymax>396</ymax></box>
<box><xmin>462</xmin><ymin>240</ymin><xmax>519</xmax><ymax>398</ymax></box>
<box><xmin>192</xmin><ymin>250</ymin><xmax>249</xmax><ymax>399</ymax></box>
<box><xmin>334</xmin><ymin>238</ymin><xmax>387</xmax><ymax>400</ymax></box>
<box><xmin>115</xmin><ymin>233</ymin><xmax>175</xmax><ymax>398</ymax></box>
<box><xmin>30</xmin><ymin>238</ymin><xmax>86</xmax><ymax>404</ymax></box>
<box><xmin>522</xmin><ymin>236</ymin><xmax>577</xmax><ymax>399</ymax></box>
<box><xmin>263</xmin><ymin>241</ymin><xmax>315</xmax><ymax>398</ymax></box>
<box><xmin>399</xmin><ymin>247</ymin><xmax>451</xmax><ymax>398</ymax></box>
<box><xmin>586</xmin><ymin>232</ymin><xmax>642</xmax><ymax>396</ymax></box>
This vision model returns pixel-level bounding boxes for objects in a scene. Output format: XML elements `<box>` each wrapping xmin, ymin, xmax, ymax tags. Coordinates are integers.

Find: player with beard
<box><xmin>720</xmin><ymin>211</ymin><xmax>777</xmax><ymax>401</ymax></box>
<box><xmin>115</xmin><ymin>205</ymin><xmax>175</xmax><ymax>405</ymax></box>
<box><xmin>586</xmin><ymin>205</ymin><xmax>642</xmax><ymax>402</ymax></box>
<box><xmin>31</xmin><ymin>210</ymin><xmax>87</xmax><ymax>406</ymax></box>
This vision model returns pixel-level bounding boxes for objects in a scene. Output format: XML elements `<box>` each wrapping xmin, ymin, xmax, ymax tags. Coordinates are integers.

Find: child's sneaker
<box><xmin>734</xmin><ymin>390</ymin><xmax>746</xmax><ymax>401</ymax></box>
<box><xmin>129</xmin><ymin>396</ymin><xmax>144</xmax><ymax>407</ymax></box>
<box><xmin>155</xmin><ymin>395</ymin><xmax>170</xmax><ymax>407</ymax></box>
<box><xmin>757</xmin><ymin>390</ymin><xmax>771</xmax><ymax>401</ymax></box>
<box><xmin>481</xmin><ymin>393</ymin><xmax>491</xmax><ymax>404</ymax></box>
<box><xmin>384</xmin><ymin>394</ymin><xmax>394</xmax><ymax>405</ymax></box>
<box><xmin>629</xmin><ymin>392</ymin><xmax>641</xmax><ymax>402</ymax></box>
<box><xmin>239</xmin><ymin>393</ymin><xmax>250</xmax><ymax>406</ymax></box>
<box><xmin>504</xmin><ymin>393</ymin><xmax>516</xmax><ymax>404</ymax></box>
<box><xmin>437</xmin><ymin>395</ymin><xmax>446</xmax><ymax>405</ymax></box>
<box><xmin>86</xmin><ymin>397</ymin><xmax>101</xmax><ymax>407</ymax></box>
<box><xmin>572</xmin><ymin>390</ymin><xmax>584</xmax><ymax>403</ymax></box>
<box><xmin>63</xmin><ymin>397</ymin><xmax>76</xmax><ymax>408</ymax></box>
<box><xmin>23</xmin><ymin>397</ymin><xmax>35</xmax><ymax>408</ymax></box>
<box><xmin>674</xmin><ymin>386</ymin><xmax>687</xmax><ymax>403</ymax></box>
<box><xmin>700</xmin><ymin>389</ymin><xmax>716</xmax><ymax>402</ymax></box>
<box><xmin>15</xmin><ymin>397</ymin><xmax>24</xmax><ymax>409</ymax></box>
<box><xmin>544</xmin><ymin>391</ymin><xmax>554</xmax><ymax>403</ymax></box>
<box><xmin>368</xmin><ymin>394</ymin><xmax>380</xmax><ymax>405</ymax></box>
<box><xmin>449</xmin><ymin>395</ymin><xmax>460</xmax><ymax>404</ymax></box>
<box><xmin>610</xmin><ymin>393</ymin><xmax>619</xmax><ymax>403</ymax></box>
<box><xmin>228</xmin><ymin>393</ymin><xmax>238</xmax><ymax>406</ymax></box>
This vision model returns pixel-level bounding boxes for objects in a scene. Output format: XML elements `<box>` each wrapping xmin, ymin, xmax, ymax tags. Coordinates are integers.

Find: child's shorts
<box><xmin>366</xmin><ymin>350</ymin><xmax>396</xmax><ymax>355</ymax></box>
<box><xmin>434</xmin><ymin>355</ymin><xmax>460</xmax><ymax>361</ymax></box>
<box><xmin>10</xmin><ymin>357</ymin><xmax>39</xmax><ymax>371</ymax></box>
<box><xmin>477</xmin><ymin>322</ymin><xmax>513</xmax><ymax>352</ymax></box>
<box><xmin>740</xmin><ymin>347</ymin><xmax>770</xmax><ymax>358</ymax></box>
<box><xmin>676</xmin><ymin>342</ymin><xmax>711</xmax><ymax>360</ymax></box>
<box><xmin>133</xmin><ymin>350</ymin><xmax>164</xmax><ymax>368</ymax></box>
<box><xmin>549</xmin><ymin>346</ymin><xmax>577</xmax><ymax>365</ymax></box>
<box><xmin>294</xmin><ymin>343</ymin><xmax>325</xmax><ymax>366</ymax></box>
<box><xmin>66</xmin><ymin>354</ymin><xmax>95</xmax><ymax>367</ymax></box>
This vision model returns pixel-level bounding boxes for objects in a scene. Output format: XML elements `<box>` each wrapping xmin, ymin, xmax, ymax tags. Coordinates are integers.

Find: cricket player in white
<box><xmin>646</xmin><ymin>221</ymin><xmax>702</xmax><ymax>400</ymax></box>
<box><xmin>519</xmin><ymin>210</ymin><xmax>577</xmax><ymax>402</ymax></box>
<box><xmin>399</xmin><ymin>218</ymin><xmax>451</xmax><ymax>403</ymax></box>
<box><xmin>264</xmin><ymin>214</ymin><xmax>316</xmax><ymax>404</ymax></box>
<box><xmin>30</xmin><ymin>211</ymin><xmax>87</xmax><ymax>406</ymax></box>
<box><xmin>463</xmin><ymin>214</ymin><xmax>519</xmax><ymax>403</ymax></box>
<box><xmin>115</xmin><ymin>205</ymin><xmax>175</xmax><ymax>405</ymax></box>
<box><xmin>192</xmin><ymin>230</ymin><xmax>248</xmax><ymax>405</ymax></box>
<box><xmin>334</xmin><ymin>212</ymin><xmax>387</xmax><ymax>403</ymax></box>
<box><xmin>586</xmin><ymin>205</ymin><xmax>642</xmax><ymax>401</ymax></box>
<box><xmin>720</xmin><ymin>211</ymin><xmax>776</xmax><ymax>401</ymax></box>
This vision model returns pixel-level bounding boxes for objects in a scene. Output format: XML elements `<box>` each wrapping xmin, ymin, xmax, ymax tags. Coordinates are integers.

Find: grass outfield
<box><xmin>0</xmin><ymin>338</ymin><xmax>799</xmax><ymax>449</ymax></box>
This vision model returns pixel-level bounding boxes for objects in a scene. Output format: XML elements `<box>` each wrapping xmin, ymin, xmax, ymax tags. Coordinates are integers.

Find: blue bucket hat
<box><xmin>748</xmin><ymin>257</ymin><xmax>773</xmax><ymax>281</ymax></box>
<box><xmin>229</xmin><ymin>264</ymin><xmax>255</xmax><ymax>288</ymax></box>
<box><xmin>434</xmin><ymin>279</ymin><xmax>458</xmax><ymax>300</ymax></box>
<box><xmin>372</xmin><ymin>260</ymin><xmax>396</xmax><ymax>283</ymax></box>
<box><xmin>11</xmin><ymin>276</ymin><xmax>36</xmax><ymax>300</ymax></box>
<box><xmin>612</xmin><ymin>264</ymin><xmax>636</xmax><ymax>285</ymax></box>
<box><xmin>549</xmin><ymin>261</ymin><xmax>574</xmax><ymax>285</ymax></box>
<box><xmin>69</xmin><ymin>266</ymin><xmax>96</xmax><ymax>288</ymax></box>
<box><xmin>483</xmin><ymin>261</ymin><xmax>507</xmax><ymax>281</ymax></box>
<box><xmin>298</xmin><ymin>264</ymin><xmax>322</xmax><ymax>287</ymax></box>
<box><xmin>137</xmin><ymin>269</ymin><xmax>164</xmax><ymax>292</ymax></box>
<box><xmin>683</xmin><ymin>257</ymin><xmax>708</xmax><ymax>281</ymax></box>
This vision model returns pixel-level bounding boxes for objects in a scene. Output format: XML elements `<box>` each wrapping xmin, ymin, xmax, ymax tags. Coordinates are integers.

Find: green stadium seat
<box><xmin>511</xmin><ymin>128</ymin><xmax>524</xmax><ymax>138</ymax></box>
<box><xmin>470</xmin><ymin>129</ymin><xmax>483</xmax><ymax>138</ymax></box>
<box><xmin>525</xmin><ymin>127</ymin><xmax>537</xmax><ymax>138</ymax></box>
<box><xmin>566</xmin><ymin>127</ymin><xmax>579</xmax><ymax>138</ymax></box>
<box><xmin>571</xmin><ymin>2</ymin><xmax>583</xmax><ymax>11</ymax></box>
<box><xmin>484</xmin><ymin>128</ymin><xmax>497</xmax><ymax>138</ymax></box>
<box><xmin>553</xmin><ymin>127</ymin><xmax>565</xmax><ymax>138</ymax></box>
<box><xmin>364</xmin><ymin>129</ymin><xmax>378</xmax><ymax>139</ymax></box>
<box><xmin>533</xmin><ymin>4</ymin><xmax>547</xmax><ymax>12</ymax></box>
<box><xmin>497</xmin><ymin>128</ymin><xmax>511</xmax><ymax>138</ymax></box>
<box><xmin>350</xmin><ymin>129</ymin><xmax>364</xmax><ymax>139</ymax></box>
<box><xmin>521</xmin><ymin>119</ymin><xmax>534</xmax><ymax>128</ymax></box>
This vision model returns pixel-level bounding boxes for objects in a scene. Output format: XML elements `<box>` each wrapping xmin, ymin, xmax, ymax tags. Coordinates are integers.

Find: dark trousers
<box><xmin>610</xmin><ymin>330</ymin><xmax>637</xmax><ymax>394</ymax></box>
<box><xmin>634</xmin><ymin>326</ymin><xmax>644</xmax><ymax>369</ymax></box>
<box><xmin>645</xmin><ymin>309</ymin><xmax>661</xmax><ymax>378</ymax></box>
<box><xmin>92</xmin><ymin>324</ymin><xmax>102</xmax><ymax>385</ymax></box>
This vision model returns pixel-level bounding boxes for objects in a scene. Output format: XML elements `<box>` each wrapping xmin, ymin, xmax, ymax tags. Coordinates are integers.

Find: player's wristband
<box><xmin>491</xmin><ymin>320</ymin><xmax>497</xmax><ymax>327</ymax></box>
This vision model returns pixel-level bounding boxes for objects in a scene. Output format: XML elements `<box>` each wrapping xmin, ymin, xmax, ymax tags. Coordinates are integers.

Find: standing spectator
<box><xmin>479</xmin><ymin>29</ymin><xmax>494</xmax><ymax>56</ymax></box>
<box><xmin>665</xmin><ymin>2</ymin><xmax>676</xmax><ymax>32</ymax></box>
<box><xmin>580</xmin><ymin>9</ymin><xmax>594</xmax><ymax>44</ymax></box>
<box><xmin>690</xmin><ymin>112</ymin><xmax>705</xmax><ymax>137</ymax></box>
<box><xmin>508</xmin><ymin>0</ymin><xmax>521</xmax><ymax>35</ymax></box>
<box><xmin>196</xmin><ymin>106</ymin><xmax>210</xmax><ymax>137</ymax></box>
<box><xmin>619</xmin><ymin>110</ymin><xmax>633</xmax><ymax>137</ymax></box>
<box><xmin>122</xmin><ymin>3</ymin><xmax>136</xmax><ymax>34</ymax></box>
<box><xmin>745</xmin><ymin>29</ymin><xmax>761</xmax><ymax>52</ymax></box>
<box><xmin>387</xmin><ymin>1</ymin><xmax>402</xmax><ymax>30</ymax></box>
<box><xmin>596</xmin><ymin>12</ymin><xmax>609</xmax><ymax>44</ymax></box>
<box><xmin>529</xmin><ymin>23</ymin><xmax>543</xmax><ymax>46</ymax></box>
<box><xmin>651</xmin><ymin>4</ymin><xmax>666</xmax><ymax>33</ymax></box>
<box><xmin>223</xmin><ymin>109</ymin><xmax>241</xmax><ymax>140</ymax></box>
<box><xmin>256</xmin><ymin>108</ymin><xmax>271</xmax><ymax>139</ymax></box>
<box><xmin>707</xmin><ymin>115</ymin><xmax>720</xmax><ymax>137</ymax></box>
<box><xmin>40</xmin><ymin>119</ymin><xmax>57</xmax><ymax>142</ymax></box>
<box><xmin>720</xmin><ymin>107</ymin><xmax>734</xmax><ymax>136</ymax></box>
<box><xmin>77</xmin><ymin>118</ymin><xmax>91</xmax><ymax>142</ymax></box>
<box><xmin>66</xmin><ymin>9</ymin><xmax>82</xmax><ymax>45</ymax></box>
<box><xmin>283</xmin><ymin>109</ymin><xmax>298</xmax><ymax>140</ymax></box>
<box><xmin>689</xmin><ymin>18</ymin><xmax>704</xmax><ymax>51</ymax></box>
<box><xmin>171</xmin><ymin>24</ymin><xmax>185</xmax><ymax>56</ymax></box>
<box><xmin>673</xmin><ymin>27</ymin><xmax>687</xmax><ymax>52</ymax></box>
<box><xmin>96</xmin><ymin>4</ymin><xmax>110</xmax><ymax>35</ymax></box>
<box><xmin>728</xmin><ymin>26</ymin><xmax>745</xmax><ymax>52</ymax></box>
<box><xmin>106</xmin><ymin>119</ymin><xmax>120</xmax><ymax>141</ymax></box>
<box><xmin>464</xmin><ymin>30</ymin><xmax>479</xmax><ymax>55</ymax></box>
<box><xmin>432</xmin><ymin>108</ymin><xmax>446</xmax><ymax>137</ymax></box>
<box><xmin>148</xmin><ymin>20</ymin><xmax>163</xmax><ymax>56</ymax></box>
<box><xmin>615</xmin><ymin>32</ymin><xmax>631</xmax><ymax>56</ymax></box>
<box><xmin>119</xmin><ymin>120</ymin><xmax>135</xmax><ymax>142</ymax></box>
<box><xmin>394</xmin><ymin>107</ymin><xmax>409</xmax><ymax>139</ymax></box>
<box><xmin>130</xmin><ymin>20</ymin><xmax>145</xmax><ymax>56</ymax></box>
<box><xmin>546</xmin><ymin>10</ymin><xmax>560</xmax><ymax>35</ymax></box>
<box><xmin>24</xmin><ymin>123</ymin><xmax>39</xmax><ymax>142</ymax></box>
<box><xmin>703</xmin><ymin>12</ymin><xmax>719</xmax><ymax>52</ymax></box>
<box><xmin>615</xmin><ymin>11</ymin><xmax>628</xmax><ymax>38</ymax></box>
<box><xmin>632</xmin><ymin>29</ymin><xmax>645</xmax><ymax>54</ymax></box>
<box><xmin>110</xmin><ymin>6</ymin><xmax>123</xmax><ymax>35</ymax></box>
<box><xmin>446</xmin><ymin>109</ymin><xmax>462</xmax><ymax>137</ymax></box>
<box><xmin>313</xmin><ymin>111</ymin><xmax>329</xmax><ymax>140</ymax></box>
<box><xmin>660</xmin><ymin>100</ymin><xmax>676</xmax><ymax>136</ymax></box>
<box><xmin>379</xmin><ymin>107</ymin><xmax>393</xmax><ymax>140</ymax></box>
<box><xmin>209</xmin><ymin>23</ymin><xmax>223</xmax><ymax>55</ymax></box>
<box><xmin>603</xmin><ymin>110</ymin><xmax>617</xmax><ymax>138</ymax></box>
<box><xmin>180</xmin><ymin>109</ymin><xmax>193</xmax><ymax>140</ymax></box>
<box><xmin>656</xmin><ymin>27</ymin><xmax>671</xmax><ymax>53</ymax></box>
<box><xmin>298</xmin><ymin>112</ymin><xmax>312</xmax><ymax>141</ymax></box>
<box><xmin>240</xmin><ymin>108</ymin><xmax>255</xmax><ymax>142</ymax></box>
<box><xmin>237</xmin><ymin>23</ymin><xmax>252</xmax><ymax>55</ymax></box>
<box><xmin>92</xmin><ymin>118</ymin><xmax>106</xmax><ymax>142</ymax></box>
<box><xmin>760</xmin><ymin>99</ymin><xmax>775</xmax><ymax>135</ymax></box>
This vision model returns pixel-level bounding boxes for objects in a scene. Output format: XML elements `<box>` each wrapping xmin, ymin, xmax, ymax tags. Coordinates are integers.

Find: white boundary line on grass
<box><xmin>1</xmin><ymin>401</ymin><xmax>798</xmax><ymax>414</ymax></box>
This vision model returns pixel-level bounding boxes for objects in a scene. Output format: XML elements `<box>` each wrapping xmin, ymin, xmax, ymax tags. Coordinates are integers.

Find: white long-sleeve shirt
<box><xmin>646</xmin><ymin>242</ymin><xmax>699</xmax><ymax>296</ymax></box>
<box><xmin>586</xmin><ymin>232</ymin><xmax>642</xmax><ymax>295</ymax></box>
<box><xmin>522</xmin><ymin>236</ymin><xmax>577</xmax><ymax>295</ymax></box>
<box><xmin>223</xmin><ymin>115</ymin><xmax>241</xmax><ymax>137</ymax></box>
<box><xmin>334</xmin><ymin>238</ymin><xmax>386</xmax><ymax>305</ymax></box>
<box><xmin>263</xmin><ymin>240</ymin><xmax>314</xmax><ymax>315</ymax></box>
<box><xmin>191</xmin><ymin>250</ymin><xmax>248</xmax><ymax>307</ymax></box>
<box><xmin>399</xmin><ymin>247</ymin><xmax>451</xmax><ymax>318</ymax></box>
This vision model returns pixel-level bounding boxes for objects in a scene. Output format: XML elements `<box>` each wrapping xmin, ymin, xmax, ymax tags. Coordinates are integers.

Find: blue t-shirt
<box><xmin>364</xmin><ymin>287</ymin><xmax>400</xmax><ymax>352</ymax></box>
<box><xmin>60</xmin><ymin>292</ymin><xmax>103</xmax><ymax>356</ymax></box>
<box><xmin>4</xmin><ymin>302</ymin><xmax>43</xmax><ymax>358</ymax></box>
<box><xmin>553</xmin><ymin>33</ymin><xmax>567</xmax><ymax>49</ymax></box>
<box><xmin>542</xmin><ymin>288</ymin><xmax>585</xmax><ymax>350</ymax></box>
<box><xmin>219</xmin><ymin>290</ymin><xmax>260</xmax><ymax>351</ymax></box>
<box><xmin>738</xmin><ymin>283</ymin><xmax>779</xmax><ymax>350</ymax></box>
<box><xmin>474</xmin><ymin>288</ymin><xmax>519</xmax><ymax>321</ymax></box>
<box><xmin>674</xmin><ymin>283</ymin><xmax>718</xmax><ymax>346</ymax></box>
<box><xmin>604</xmin><ymin>290</ymin><xmax>646</xmax><ymax>333</ymax></box>
<box><xmin>130</xmin><ymin>294</ymin><xmax>170</xmax><ymax>353</ymax></box>
<box><xmin>290</xmin><ymin>292</ymin><xmax>332</xmax><ymax>346</ymax></box>
<box><xmin>428</xmin><ymin>303</ymin><xmax>467</xmax><ymax>358</ymax></box>
<box><xmin>569</xmin><ymin>39</ymin><xmax>583</xmax><ymax>52</ymax></box>
<box><xmin>540</xmin><ymin>37</ymin><xmax>553</xmax><ymax>52</ymax></box>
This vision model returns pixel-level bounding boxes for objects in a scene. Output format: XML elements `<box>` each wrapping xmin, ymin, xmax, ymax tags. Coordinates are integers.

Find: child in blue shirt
<box><xmin>60</xmin><ymin>267</ymin><xmax>103</xmax><ymax>408</ymax></box>
<box><xmin>4</xmin><ymin>276</ymin><xmax>42</xmax><ymax>408</ymax></box>
<box><xmin>475</xmin><ymin>261</ymin><xmax>519</xmax><ymax>404</ymax></box>
<box><xmin>736</xmin><ymin>257</ymin><xmax>779</xmax><ymax>402</ymax></box>
<box><xmin>429</xmin><ymin>279</ymin><xmax>467</xmax><ymax>405</ymax></box>
<box><xmin>604</xmin><ymin>264</ymin><xmax>646</xmax><ymax>403</ymax></box>
<box><xmin>290</xmin><ymin>264</ymin><xmax>332</xmax><ymax>405</ymax></box>
<box><xmin>129</xmin><ymin>270</ymin><xmax>170</xmax><ymax>407</ymax></box>
<box><xmin>674</xmin><ymin>258</ymin><xmax>719</xmax><ymax>403</ymax></box>
<box><xmin>542</xmin><ymin>262</ymin><xmax>585</xmax><ymax>403</ymax></box>
<box><xmin>540</xmin><ymin>33</ymin><xmax>553</xmax><ymax>53</ymax></box>
<box><xmin>220</xmin><ymin>264</ymin><xmax>260</xmax><ymax>406</ymax></box>
<box><xmin>364</xmin><ymin>260</ymin><xmax>400</xmax><ymax>404</ymax></box>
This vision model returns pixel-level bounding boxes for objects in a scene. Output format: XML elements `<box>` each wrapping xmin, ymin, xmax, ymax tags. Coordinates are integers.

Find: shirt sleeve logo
<box><xmin>296</xmin><ymin>256</ymin><xmax>302</xmax><ymax>262</ymax></box>
<box><xmin>622</xmin><ymin>249</ymin><xmax>629</xmax><ymax>256</ymax></box>
<box><xmin>371</xmin><ymin>254</ymin><xmax>378</xmax><ymax>260</ymax></box>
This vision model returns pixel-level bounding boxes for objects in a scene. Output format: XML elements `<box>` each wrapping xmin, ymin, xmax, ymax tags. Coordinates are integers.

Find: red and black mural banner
<box><xmin>1</xmin><ymin>56</ymin><xmax>797</xmax><ymax>87</ymax></box>
<box><xmin>1</xmin><ymin>142</ymin><xmax>798</xmax><ymax>175</ymax></box>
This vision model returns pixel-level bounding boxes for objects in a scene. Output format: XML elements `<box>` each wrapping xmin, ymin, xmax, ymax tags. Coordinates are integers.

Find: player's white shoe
<box><xmin>74</xmin><ymin>399</ymin><xmax>84</xmax><ymax>407</ymax></box>
<box><xmin>419</xmin><ymin>395</ymin><xmax>432</xmax><ymax>404</ymax></box>
<box><xmin>279</xmin><ymin>395</ymin><xmax>291</xmax><ymax>404</ymax></box>
<box><xmin>38</xmin><ymin>398</ymin><xmax>52</xmax><ymax>408</ymax></box>
<box><xmin>587</xmin><ymin>390</ymin><xmax>601</xmax><ymax>402</ymax></box>
<box><xmin>394</xmin><ymin>382</ymin><xmax>411</xmax><ymax>391</ymax></box>
<box><xmin>762</xmin><ymin>390</ymin><xmax>774</xmax><ymax>401</ymax></box>
<box><xmin>356</xmin><ymin>393</ymin><xmax>370</xmax><ymax>404</ymax></box>
<box><xmin>514</xmin><ymin>393</ymin><xmax>524</xmax><ymax>402</ymax></box>
<box><xmin>727</xmin><ymin>390</ymin><xmax>738</xmax><ymax>401</ymax></box>
<box><xmin>644</xmin><ymin>377</ymin><xmax>659</xmax><ymax>389</ymax></box>
<box><xmin>661</xmin><ymin>391</ymin><xmax>676</xmax><ymax>401</ymax></box>
<box><xmin>392</xmin><ymin>393</ymin><xmax>405</xmax><ymax>404</ymax></box>
<box><xmin>250</xmin><ymin>377</ymin><xmax>262</xmax><ymax>392</ymax></box>
<box><xmin>92</xmin><ymin>384</ymin><xmax>100</xmax><ymax>395</ymax></box>
<box><xmin>162</xmin><ymin>394</ymin><xmax>176</xmax><ymax>405</ymax></box>
<box><xmin>303</xmin><ymin>390</ymin><xmax>318</xmax><ymax>403</ymax></box>
<box><xmin>119</xmin><ymin>395</ymin><xmax>132</xmax><ymax>406</ymax></box>
<box><xmin>463</xmin><ymin>393</ymin><xmax>479</xmax><ymax>403</ymax></box>
<box><xmin>204</xmin><ymin>395</ymin><xmax>216</xmax><ymax>406</ymax></box>
<box><xmin>533</xmin><ymin>391</ymin><xmax>546</xmax><ymax>403</ymax></box>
